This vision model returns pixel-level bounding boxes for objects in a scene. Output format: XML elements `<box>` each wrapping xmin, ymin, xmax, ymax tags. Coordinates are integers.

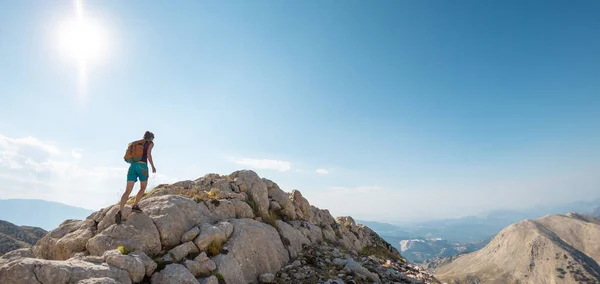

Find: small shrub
<box><xmin>207</xmin><ymin>188</ymin><xmax>221</xmax><ymax>199</ymax></box>
<box><xmin>207</xmin><ymin>240</ymin><xmax>223</xmax><ymax>257</ymax></box>
<box><xmin>215</xmin><ymin>273</ymin><xmax>224</xmax><ymax>279</ymax></box>
<box><xmin>117</xmin><ymin>245</ymin><xmax>129</xmax><ymax>255</ymax></box>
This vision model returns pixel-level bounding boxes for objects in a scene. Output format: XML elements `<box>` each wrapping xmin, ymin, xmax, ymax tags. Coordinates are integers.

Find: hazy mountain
<box><xmin>434</xmin><ymin>213</ymin><xmax>600</xmax><ymax>283</ymax></box>
<box><xmin>0</xmin><ymin>199</ymin><xmax>95</xmax><ymax>231</ymax></box>
<box><xmin>0</xmin><ymin>220</ymin><xmax>47</xmax><ymax>255</ymax></box>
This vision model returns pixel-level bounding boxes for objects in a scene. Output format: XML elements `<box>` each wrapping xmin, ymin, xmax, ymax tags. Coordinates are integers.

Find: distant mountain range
<box><xmin>0</xmin><ymin>219</ymin><xmax>47</xmax><ymax>255</ymax></box>
<box><xmin>434</xmin><ymin>213</ymin><xmax>600</xmax><ymax>283</ymax></box>
<box><xmin>358</xmin><ymin>198</ymin><xmax>600</xmax><ymax>264</ymax></box>
<box><xmin>0</xmin><ymin>199</ymin><xmax>94</xmax><ymax>231</ymax></box>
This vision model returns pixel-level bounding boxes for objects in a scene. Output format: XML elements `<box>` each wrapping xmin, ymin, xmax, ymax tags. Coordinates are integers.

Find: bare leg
<box><xmin>119</xmin><ymin>181</ymin><xmax>136</xmax><ymax>212</ymax></box>
<box><xmin>133</xmin><ymin>181</ymin><xmax>148</xmax><ymax>207</ymax></box>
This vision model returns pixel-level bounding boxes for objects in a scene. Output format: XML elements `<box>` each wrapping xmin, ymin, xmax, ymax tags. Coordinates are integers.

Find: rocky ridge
<box><xmin>0</xmin><ymin>220</ymin><xmax>47</xmax><ymax>256</ymax></box>
<box><xmin>0</xmin><ymin>170</ymin><xmax>439</xmax><ymax>284</ymax></box>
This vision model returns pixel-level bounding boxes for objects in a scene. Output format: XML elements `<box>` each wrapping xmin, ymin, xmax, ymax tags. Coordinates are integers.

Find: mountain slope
<box><xmin>434</xmin><ymin>213</ymin><xmax>600</xmax><ymax>283</ymax></box>
<box><xmin>0</xmin><ymin>199</ymin><xmax>94</xmax><ymax>231</ymax></box>
<box><xmin>0</xmin><ymin>220</ymin><xmax>47</xmax><ymax>255</ymax></box>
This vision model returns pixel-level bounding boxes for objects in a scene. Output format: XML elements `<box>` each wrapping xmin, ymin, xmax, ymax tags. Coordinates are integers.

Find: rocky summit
<box><xmin>0</xmin><ymin>170</ymin><xmax>439</xmax><ymax>284</ymax></box>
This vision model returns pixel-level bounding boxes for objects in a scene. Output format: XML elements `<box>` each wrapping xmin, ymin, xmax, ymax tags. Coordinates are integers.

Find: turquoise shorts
<box><xmin>127</xmin><ymin>162</ymin><xmax>149</xmax><ymax>182</ymax></box>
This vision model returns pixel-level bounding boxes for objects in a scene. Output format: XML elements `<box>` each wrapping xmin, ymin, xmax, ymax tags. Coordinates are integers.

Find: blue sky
<box><xmin>0</xmin><ymin>0</ymin><xmax>599</xmax><ymax>223</ymax></box>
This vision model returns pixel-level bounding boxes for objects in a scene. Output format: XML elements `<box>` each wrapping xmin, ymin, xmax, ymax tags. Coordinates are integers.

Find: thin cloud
<box><xmin>71</xmin><ymin>148</ymin><xmax>83</xmax><ymax>159</ymax></box>
<box><xmin>229</xmin><ymin>157</ymin><xmax>291</xmax><ymax>172</ymax></box>
<box><xmin>316</xmin><ymin>169</ymin><xmax>329</xmax><ymax>175</ymax></box>
<box><xmin>0</xmin><ymin>133</ymin><xmax>176</xmax><ymax>210</ymax></box>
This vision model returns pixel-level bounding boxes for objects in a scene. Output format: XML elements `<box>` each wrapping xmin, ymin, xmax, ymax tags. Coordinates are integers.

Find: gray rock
<box><xmin>151</xmin><ymin>263</ymin><xmax>200</xmax><ymax>284</ymax></box>
<box><xmin>345</xmin><ymin>259</ymin><xmax>381</xmax><ymax>282</ymax></box>
<box><xmin>86</xmin><ymin>208</ymin><xmax>162</xmax><ymax>257</ymax></box>
<box><xmin>231</xmin><ymin>199</ymin><xmax>255</xmax><ymax>219</ymax></box>
<box><xmin>184</xmin><ymin>259</ymin><xmax>216</xmax><ymax>277</ymax></box>
<box><xmin>77</xmin><ymin>278</ymin><xmax>121</xmax><ymax>284</ymax></box>
<box><xmin>231</xmin><ymin>170</ymin><xmax>270</xmax><ymax>219</ymax></box>
<box><xmin>181</xmin><ymin>226</ymin><xmax>201</xmax><ymax>243</ymax></box>
<box><xmin>140</xmin><ymin>195</ymin><xmax>211</xmax><ymax>250</ymax></box>
<box><xmin>198</xmin><ymin>276</ymin><xmax>219</xmax><ymax>284</ymax></box>
<box><xmin>105</xmin><ymin>251</ymin><xmax>146</xmax><ymax>283</ymax></box>
<box><xmin>33</xmin><ymin>219</ymin><xmax>95</xmax><ymax>260</ymax></box>
<box><xmin>169</xmin><ymin>241</ymin><xmax>200</xmax><ymax>262</ymax></box>
<box><xmin>194</xmin><ymin>223</ymin><xmax>226</xmax><ymax>252</ymax></box>
<box><xmin>212</xmin><ymin>219</ymin><xmax>289</xmax><ymax>284</ymax></box>
<box><xmin>194</xmin><ymin>252</ymin><xmax>209</xmax><ymax>262</ymax></box>
<box><xmin>259</xmin><ymin>272</ymin><xmax>275</xmax><ymax>283</ymax></box>
<box><xmin>0</xmin><ymin>258</ymin><xmax>131</xmax><ymax>284</ymax></box>
<box><xmin>275</xmin><ymin>220</ymin><xmax>310</xmax><ymax>259</ymax></box>
<box><xmin>131</xmin><ymin>251</ymin><xmax>157</xmax><ymax>277</ymax></box>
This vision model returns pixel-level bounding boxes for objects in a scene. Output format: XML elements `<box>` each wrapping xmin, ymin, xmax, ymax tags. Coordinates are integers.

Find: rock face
<box><xmin>0</xmin><ymin>170</ymin><xmax>434</xmax><ymax>284</ymax></box>
<box><xmin>0</xmin><ymin>258</ymin><xmax>132</xmax><ymax>284</ymax></box>
<box><xmin>212</xmin><ymin>219</ymin><xmax>289</xmax><ymax>283</ymax></box>
<box><xmin>434</xmin><ymin>213</ymin><xmax>600</xmax><ymax>284</ymax></box>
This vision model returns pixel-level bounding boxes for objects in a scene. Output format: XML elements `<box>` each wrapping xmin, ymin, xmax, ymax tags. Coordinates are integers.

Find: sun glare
<box><xmin>58</xmin><ymin>1</ymin><xmax>109</xmax><ymax>64</ymax></box>
<box><xmin>56</xmin><ymin>0</ymin><xmax>110</xmax><ymax>102</ymax></box>
<box><xmin>58</xmin><ymin>18</ymin><xmax>108</xmax><ymax>63</ymax></box>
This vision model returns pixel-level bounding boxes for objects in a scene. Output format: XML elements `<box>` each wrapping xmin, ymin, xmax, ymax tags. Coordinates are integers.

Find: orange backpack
<box><xmin>124</xmin><ymin>139</ymin><xmax>146</xmax><ymax>163</ymax></box>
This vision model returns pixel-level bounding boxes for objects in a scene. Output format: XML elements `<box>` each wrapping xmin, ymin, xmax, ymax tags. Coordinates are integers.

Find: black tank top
<box><xmin>141</xmin><ymin>141</ymin><xmax>153</xmax><ymax>163</ymax></box>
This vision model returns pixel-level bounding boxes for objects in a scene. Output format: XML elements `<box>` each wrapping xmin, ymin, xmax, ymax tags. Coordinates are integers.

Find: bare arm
<box><xmin>147</xmin><ymin>143</ymin><xmax>156</xmax><ymax>173</ymax></box>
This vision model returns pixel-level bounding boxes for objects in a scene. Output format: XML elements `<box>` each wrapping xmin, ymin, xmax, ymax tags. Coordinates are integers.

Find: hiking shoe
<box><xmin>115</xmin><ymin>211</ymin><xmax>122</xmax><ymax>225</ymax></box>
<box><xmin>131</xmin><ymin>205</ymin><xmax>143</xmax><ymax>213</ymax></box>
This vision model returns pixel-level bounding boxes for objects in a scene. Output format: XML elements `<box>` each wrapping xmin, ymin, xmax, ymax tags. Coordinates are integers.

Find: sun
<box><xmin>57</xmin><ymin>0</ymin><xmax>109</xmax><ymax>64</ymax></box>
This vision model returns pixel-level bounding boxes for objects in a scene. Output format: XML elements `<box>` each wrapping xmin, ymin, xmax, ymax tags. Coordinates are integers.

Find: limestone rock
<box><xmin>140</xmin><ymin>195</ymin><xmax>211</xmax><ymax>250</ymax></box>
<box><xmin>345</xmin><ymin>259</ymin><xmax>381</xmax><ymax>282</ymax></box>
<box><xmin>169</xmin><ymin>241</ymin><xmax>199</xmax><ymax>262</ymax></box>
<box><xmin>216</xmin><ymin>221</ymin><xmax>234</xmax><ymax>239</ymax></box>
<box><xmin>264</xmin><ymin>178</ymin><xmax>296</xmax><ymax>220</ymax></box>
<box><xmin>33</xmin><ymin>219</ymin><xmax>95</xmax><ymax>260</ymax></box>
<box><xmin>231</xmin><ymin>170</ymin><xmax>270</xmax><ymax>218</ymax></box>
<box><xmin>77</xmin><ymin>277</ymin><xmax>121</xmax><ymax>284</ymax></box>
<box><xmin>130</xmin><ymin>251</ymin><xmax>157</xmax><ymax>277</ymax></box>
<box><xmin>0</xmin><ymin>258</ymin><xmax>131</xmax><ymax>284</ymax></box>
<box><xmin>184</xmin><ymin>258</ymin><xmax>216</xmax><ymax>277</ymax></box>
<box><xmin>181</xmin><ymin>226</ymin><xmax>201</xmax><ymax>243</ymax></box>
<box><xmin>212</xmin><ymin>219</ymin><xmax>289</xmax><ymax>284</ymax></box>
<box><xmin>232</xmin><ymin>199</ymin><xmax>255</xmax><ymax>219</ymax></box>
<box><xmin>193</xmin><ymin>223</ymin><xmax>226</xmax><ymax>252</ymax></box>
<box><xmin>86</xmin><ymin>210</ymin><xmax>161</xmax><ymax>257</ymax></box>
<box><xmin>105</xmin><ymin>250</ymin><xmax>145</xmax><ymax>283</ymax></box>
<box><xmin>204</xmin><ymin>199</ymin><xmax>236</xmax><ymax>222</ymax></box>
<box><xmin>198</xmin><ymin>276</ymin><xmax>218</xmax><ymax>284</ymax></box>
<box><xmin>259</xmin><ymin>272</ymin><xmax>275</xmax><ymax>283</ymax></box>
<box><xmin>275</xmin><ymin>220</ymin><xmax>310</xmax><ymax>259</ymax></box>
<box><xmin>290</xmin><ymin>190</ymin><xmax>314</xmax><ymax>222</ymax></box>
<box><xmin>151</xmin><ymin>263</ymin><xmax>199</xmax><ymax>284</ymax></box>
<box><xmin>1</xmin><ymin>248</ymin><xmax>34</xmax><ymax>261</ymax></box>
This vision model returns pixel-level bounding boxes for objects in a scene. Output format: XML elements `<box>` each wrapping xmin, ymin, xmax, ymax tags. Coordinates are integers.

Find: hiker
<box><xmin>115</xmin><ymin>131</ymin><xmax>157</xmax><ymax>224</ymax></box>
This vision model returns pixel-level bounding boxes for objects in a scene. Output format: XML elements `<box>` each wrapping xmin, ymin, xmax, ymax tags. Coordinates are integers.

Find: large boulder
<box><xmin>33</xmin><ymin>219</ymin><xmax>95</xmax><ymax>260</ymax></box>
<box><xmin>139</xmin><ymin>195</ymin><xmax>211</xmax><ymax>250</ymax></box>
<box><xmin>212</xmin><ymin>219</ymin><xmax>289</xmax><ymax>283</ymax></box>
<box><xmin>0</xmin><ymin>258</ymin><xmax>131</xmax><ymax>284</ymax></box>
<box><xmin>231</xmin><ymin>170</ymin><xmax>270</xmax><ymax>218</ymax></box>
<box><xmin>86</xmin><ymin>209</ymin><xmax>162</xmax><ymax>257</ymax></box>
